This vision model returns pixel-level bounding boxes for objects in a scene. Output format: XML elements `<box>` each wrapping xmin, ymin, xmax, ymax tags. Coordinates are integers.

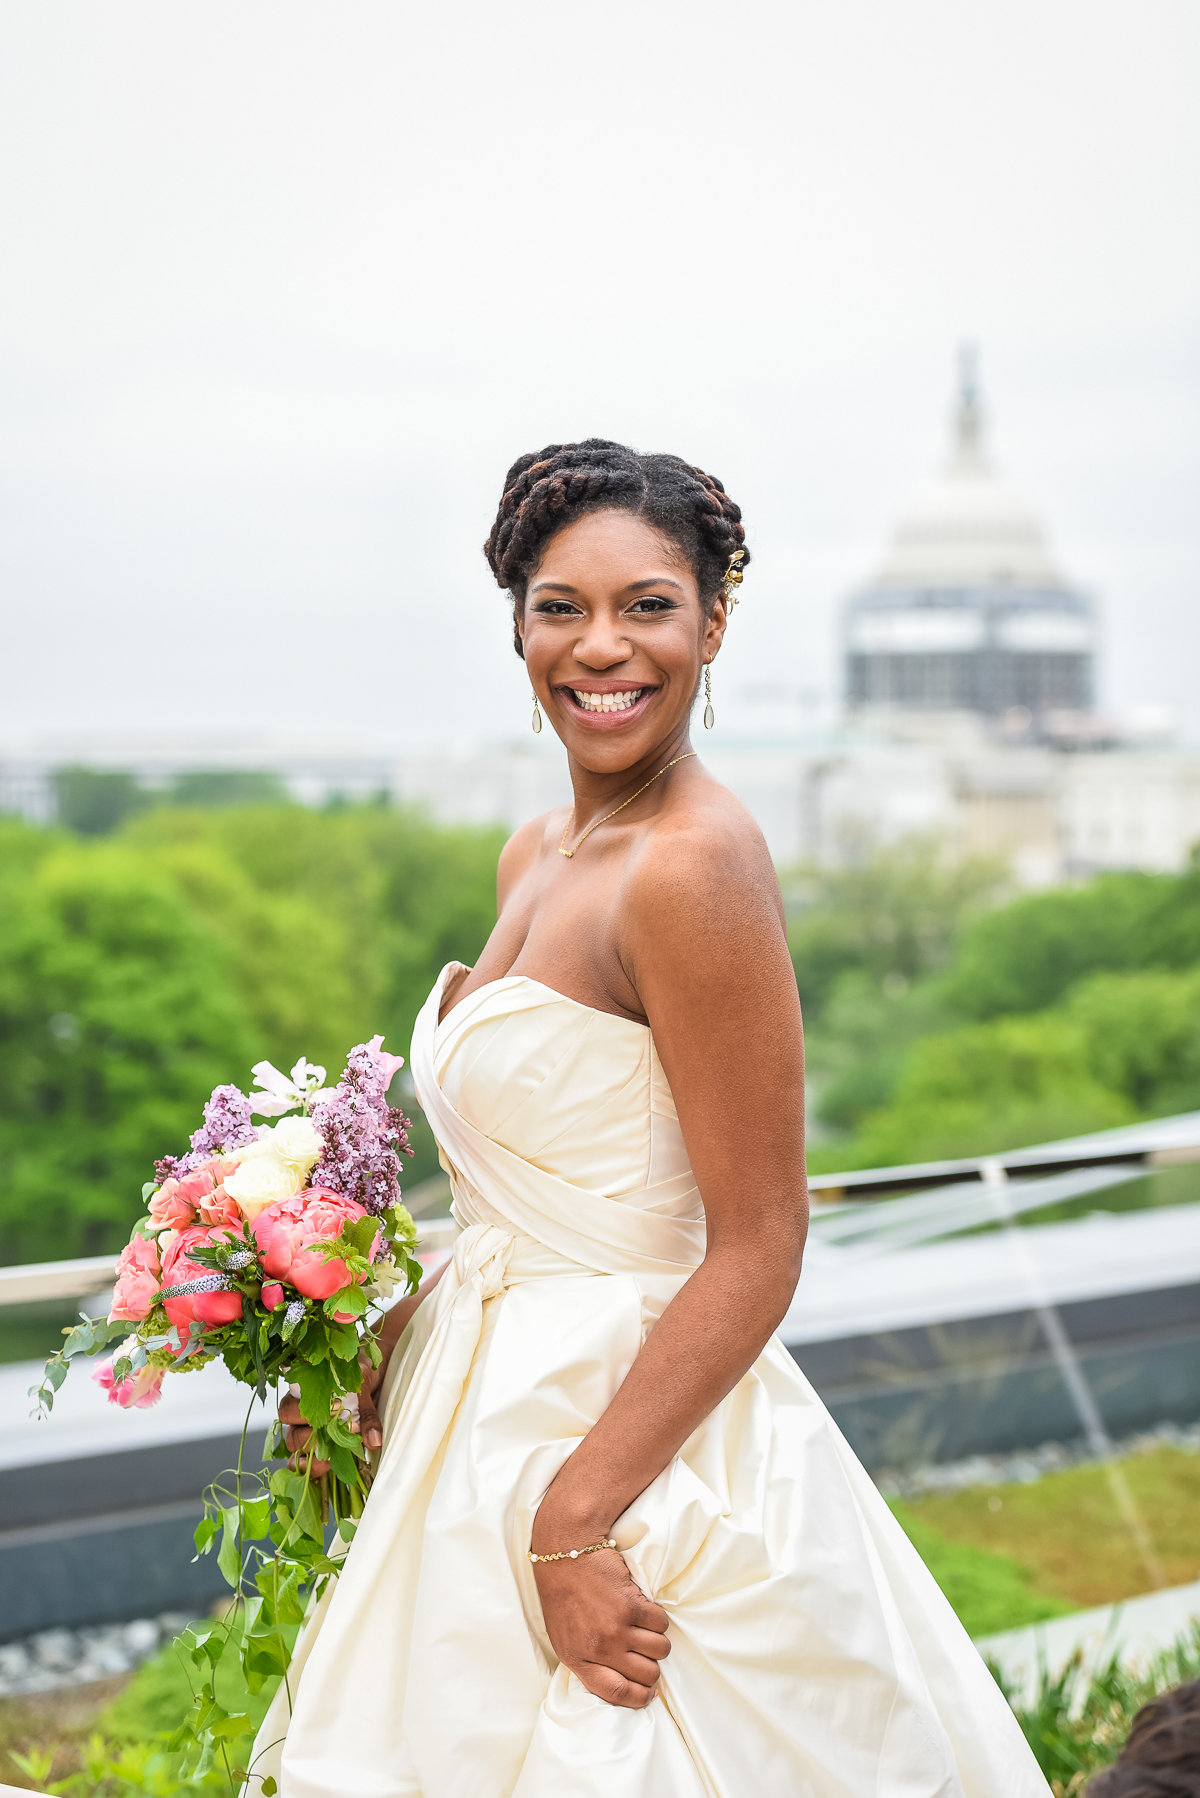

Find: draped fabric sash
<box><xmin>409</xmin><ymin>968</ymin><xmax>707</xmax><ymax>1279</ymax></box>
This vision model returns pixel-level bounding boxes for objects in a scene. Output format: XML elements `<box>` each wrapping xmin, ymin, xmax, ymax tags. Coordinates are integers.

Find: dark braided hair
<box><xmin>483</xmin><ymin>438</ymin><xmax>750</xmax><ymax>659</ymax></box>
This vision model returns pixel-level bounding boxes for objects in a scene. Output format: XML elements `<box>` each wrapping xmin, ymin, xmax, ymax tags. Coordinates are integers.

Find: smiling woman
<box><xmin>257</xmin><ymin>437</ymin><xmax>1050</xmax><ymax>1798</ymax></box>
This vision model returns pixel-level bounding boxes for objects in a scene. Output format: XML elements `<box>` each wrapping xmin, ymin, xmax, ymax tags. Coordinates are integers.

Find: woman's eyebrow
<box><xmin>528</xmin><ymin>574</ymin><xmax>687</xmax><ymax>596</ymax></box>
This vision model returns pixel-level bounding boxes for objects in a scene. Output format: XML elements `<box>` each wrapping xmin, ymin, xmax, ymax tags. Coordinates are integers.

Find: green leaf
<box><xmin>242</xmin><ymin>1495</ymin><xmax>272</xmax><ymax>1540</ymax></box>
<box><xmin>295</xmin><ymin>1354</ymin><xmax>337</xmax><ymax>1428</ymax></box>
<box><xmin>142</xmin><ymin>1180</ymin><xmax>158</xmax><ymax>1201</ymax></box>
<box><xmin>323</xmin><ymin>1282</ymin><xmax>366</xmax><ymax>1319</ymax></box>
<box><xmin>193</xmin><ymin>1515</ymin><xmax>220</xmax><ymax>1556</ymax></box>
<box><xmin>217</xmin><ymin>1505</ymin><xmax>242</xmax><ymax>1587</ymax></box>
<box><xmin>211</xmin><ymin>1711</ymin><xmax>252</xmax><ymax>1738</ymax></box>
<box><xmin>263</xmin><ymin>1779</ymin><xmax>278</xmax><ymax>1795</ymax></box>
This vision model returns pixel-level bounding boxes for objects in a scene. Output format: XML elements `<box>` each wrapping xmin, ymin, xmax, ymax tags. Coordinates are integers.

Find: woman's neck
<box><xmin>564</xmin><ymin>724</ymin><xmax>696</xmax><ymax>832</ymax></box>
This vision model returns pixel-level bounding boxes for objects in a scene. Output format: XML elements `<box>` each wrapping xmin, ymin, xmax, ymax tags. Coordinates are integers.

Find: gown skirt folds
<box><xmin>250</xmin><ymin>965</ymin><xmax>1049</xmax><ymax>1797</ymax></box>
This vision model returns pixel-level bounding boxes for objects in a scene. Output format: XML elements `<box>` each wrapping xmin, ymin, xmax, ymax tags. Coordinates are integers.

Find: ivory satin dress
<box><xmin>251</xmin><ymin>965</ymin><xmax>1049</xmax><ymax>1797</ymax></box>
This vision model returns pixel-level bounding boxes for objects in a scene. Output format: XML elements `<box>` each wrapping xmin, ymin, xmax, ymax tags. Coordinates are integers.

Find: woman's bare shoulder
<box><xmin>497</xmin><ymin>809</ymin><xmax>561</xmax><ymax>897</ymax></box>
<box><xmin>627</xmin><ymin>773</ymin><xmax>782</xmax><ymax>924</ymax></box>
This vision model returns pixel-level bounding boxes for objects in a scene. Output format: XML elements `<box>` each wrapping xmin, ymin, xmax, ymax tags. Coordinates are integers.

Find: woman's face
<box><xmin>519</xmin><ymin>509</ymin><xmax>727</xmax><ymax>773</ymax></box>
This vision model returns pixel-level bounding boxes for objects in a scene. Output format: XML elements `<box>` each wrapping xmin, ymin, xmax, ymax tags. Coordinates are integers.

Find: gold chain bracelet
<box><xmin>528</xmin><ymin>1536</ymin><xmax>617</xmax><ymax>1565</ymax></box>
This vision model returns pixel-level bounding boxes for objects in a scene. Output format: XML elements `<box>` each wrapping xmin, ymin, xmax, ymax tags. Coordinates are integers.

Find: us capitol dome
<box><xmin>845</xmin><ymin>350</ymin><xmax>1095</xmax><ymax>729</ymax></box>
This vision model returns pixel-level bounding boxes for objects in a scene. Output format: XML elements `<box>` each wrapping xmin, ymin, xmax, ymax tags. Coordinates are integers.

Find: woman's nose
<box><xmin>573</xmin><ymin>616</ymin><xmax>632</xmax><ymax>668</ymax></box>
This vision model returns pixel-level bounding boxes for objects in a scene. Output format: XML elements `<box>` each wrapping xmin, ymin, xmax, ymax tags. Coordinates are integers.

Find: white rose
<box><xmin>224</xmin><ymin>1151</ymin><xmax>302</xmax><ymax>1223</ymax></box>
<box><xmin>267</xmin><ymin>1115</ymin><xmax>324</xmax><ymax>1178</ymax></box>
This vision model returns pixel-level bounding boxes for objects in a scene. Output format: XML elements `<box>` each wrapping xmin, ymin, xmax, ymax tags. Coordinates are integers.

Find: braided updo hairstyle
<box><xmin>483</xmin><ymin>438</ymin><xmax>750</xmax><ymax>659</ymax></box>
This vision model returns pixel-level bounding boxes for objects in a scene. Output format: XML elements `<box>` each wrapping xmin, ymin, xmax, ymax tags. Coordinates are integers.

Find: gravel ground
<box><xmin>0</xmin><ymin>1611</ymin><xmax>197</xmax><ymax>1699</ymax></box>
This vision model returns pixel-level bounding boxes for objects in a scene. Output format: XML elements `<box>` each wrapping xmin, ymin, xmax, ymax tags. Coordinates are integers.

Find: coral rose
<box><xmin>148</xmin><ymin>1180</ymin><xmax>196</xmax><ymax>1231</ymax></box>
<box><xmin>109</xmin><ymin>1234</ymin><xmax>161</xmax><ymax>1323</ymax></box>
<box><xmin>94</xmin><ymin>1357</ymin><xmax>164</xmax><ymax>1409</ymax></box>
<box><xmin>252</xmin><ymin>1188</ymin><xmax>377</xmax><ymax>1307</ymax></box>
<box><xmin>150</xmin><ymin>1157</ymin><xmax>241</xmax><ymax>1231</ymax></box>
<box><xmin>160</xmin><ymin>1225</ymin><xmax>244</xmax><ymax>1335</ymax></box>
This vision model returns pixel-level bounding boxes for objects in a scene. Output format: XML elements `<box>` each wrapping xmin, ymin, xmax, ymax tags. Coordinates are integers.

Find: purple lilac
<box><xmin>155</xmin><ymin>1085</ymin><xmax>258</xmax><ymax>1184</ymax></box>
<box><xmin>310</xmin><ymin>1040</ymin><xmax>412</xmax><ymax>1216</ymax></box>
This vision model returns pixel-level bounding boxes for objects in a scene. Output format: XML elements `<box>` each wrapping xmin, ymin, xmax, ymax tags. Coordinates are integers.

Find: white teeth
<box><xmin>571</xmin><ymin>688</ymin><xmax>645</xmax><ymax>713</ymax></box>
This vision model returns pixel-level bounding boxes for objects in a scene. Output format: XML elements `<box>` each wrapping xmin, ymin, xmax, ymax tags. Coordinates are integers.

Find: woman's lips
<box><xmin>555</xmin><ymin>685</ymin><xmax>658</xmax><ymax>729</ymax></box>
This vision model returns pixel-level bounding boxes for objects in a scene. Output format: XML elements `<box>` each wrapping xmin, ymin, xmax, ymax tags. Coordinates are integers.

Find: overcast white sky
<box><xmin>2</xmin><ymin>0</ymin><xmax>1198</xmax><ymax>754</ymax></box>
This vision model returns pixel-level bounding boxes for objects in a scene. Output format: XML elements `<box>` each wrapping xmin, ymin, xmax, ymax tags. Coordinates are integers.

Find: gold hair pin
<box><xmin>723</xmin><ymin>549</ymin><xmax>745</xmax><ymax>607</ymax></box>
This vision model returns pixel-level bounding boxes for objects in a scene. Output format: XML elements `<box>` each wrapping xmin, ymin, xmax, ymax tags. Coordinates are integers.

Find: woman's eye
<box><xmin>629</xmin><ymin>595</ymin><xmax>675</xmax><ymax>613</ymax></box>
<box><xmin>533</xmin><ymin>600</ymin><xmax>581</xmax><ymax>616</ymax></box>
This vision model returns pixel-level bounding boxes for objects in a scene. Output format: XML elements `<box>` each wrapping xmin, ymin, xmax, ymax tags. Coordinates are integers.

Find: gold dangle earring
<box><xmin>531</xmin><ymin>690</ymin><xmax>543</xmax><ymax>734</ymax></box>
<box><xmin>703</xmin><ymin>663</ymin><xmax>715</xmax><ymax>730</ymax></box>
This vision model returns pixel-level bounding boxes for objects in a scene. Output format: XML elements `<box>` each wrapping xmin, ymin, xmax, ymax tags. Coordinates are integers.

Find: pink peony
<box><xmin>160</xmin><ymin>1224</ymin><xmax>244</xmax><ymax>1334</ymax></box>
<box><xmin>94</xmin><ymin>1358</ymin><xmax>164</xmax><ymax>1409</ymax></box>
<box><xmin>261</xmin><ymin>1282</ymin><xmax>285</xmax><ymax>1310</ymax></box>
<box><xmin>252</xmin><ymin>1187</ymin><xmax>378</xmax><ymax>1307</ymax></box>
<box><xmin>109</xmin><ymin>1235</ymin><xmax>162</xmax><ymax>1323</ymax></box>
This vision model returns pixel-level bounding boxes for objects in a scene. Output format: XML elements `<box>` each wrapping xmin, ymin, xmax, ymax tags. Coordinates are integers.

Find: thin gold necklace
<box><xmin>558</xmin><ymin>752</ymin><xmax>697</xmax><ymax>859</ymax></box>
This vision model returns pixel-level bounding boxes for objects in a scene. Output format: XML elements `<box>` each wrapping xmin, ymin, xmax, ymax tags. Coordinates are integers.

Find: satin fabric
<box><xmin>250</xmin><ymin>966</ymin><xmax>1049</xmax><ymax>1797</ymax></box>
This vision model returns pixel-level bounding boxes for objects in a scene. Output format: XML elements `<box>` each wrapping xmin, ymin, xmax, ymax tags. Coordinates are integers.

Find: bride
<box><xmin>258</xmin><ymin>440</ymin><xmax>1048</xmax><ymax>1796</ymax></box>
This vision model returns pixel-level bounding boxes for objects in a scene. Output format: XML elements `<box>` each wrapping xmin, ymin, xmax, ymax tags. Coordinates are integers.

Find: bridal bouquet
<box><xmin>33</xmin><ymin>1037</ymin><xmax>422</xmax><ymax>1791</ymax></box>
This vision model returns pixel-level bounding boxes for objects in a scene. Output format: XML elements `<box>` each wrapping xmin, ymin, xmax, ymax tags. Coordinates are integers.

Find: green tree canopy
<box><xmin>0</xmin><ymin>801</ymin><xmax>506</xmax><ymax>1260</ymax></box>
<box><xmin>0</xmin><ymin>844</ymin><xmax>258</xmax><ymax>1260</ymax></box>
<box><xmin>785</xmin><ymin>836</ymin><xmax>1006</xmax><ymax>1022</ymax></box>
<box><xmin>941</xmin><ymin>867</ymin><xmax>1200</xmax><ymax>1020</ymax></box>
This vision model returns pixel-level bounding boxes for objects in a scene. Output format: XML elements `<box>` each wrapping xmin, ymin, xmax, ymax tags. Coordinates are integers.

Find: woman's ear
<box><xmin>703</xmin><ymin>594</ymin><xmax>729</xmax><ymax>661</ymax></box>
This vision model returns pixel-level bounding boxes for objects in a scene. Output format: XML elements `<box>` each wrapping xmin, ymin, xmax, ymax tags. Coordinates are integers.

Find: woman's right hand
<box><xmin>279</xmin><ymin>1346</ymin><xmax>387</xmax><ymax>1476</ymax></box>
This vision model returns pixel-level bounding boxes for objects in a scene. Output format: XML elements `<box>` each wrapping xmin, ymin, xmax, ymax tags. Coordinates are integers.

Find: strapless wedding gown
<box><xmin>251</xmin><ymin>966</ymin><xmax>1048</xmax><ymax>1797</ymax></box>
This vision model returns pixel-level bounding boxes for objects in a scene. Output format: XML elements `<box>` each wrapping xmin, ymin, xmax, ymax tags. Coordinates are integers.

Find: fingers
<box><xmin>278</xmin><ymin>1399</ymin><xmax>330</xmax><ymax>1474</ymax></box>
<box><xmin>286</xmin><ymin>1445</ymin><xmax>329</xmax><ymax>1474</ymax></box>
<box><xmin>613</xmin><ymin>1650</ymin><xmax>663</xmax><ymax>1688</ymax></box>
<box><xmin>634</xmin><ymin>1596</ymin><xmax>670</xmax><ymax>1636</ymax></box>
<box><xmin>356</xmin><ymin>1385</ymin><xmax>383</xmax><ymax>1454</ymax></box>
<box><xmin>628</xmin><ymin>1626</ymin><xmax>671</xmax><ymax>1662</ymax></box>
<box><xmin>581</xmin><ymin>1664</ymin><xmax>657</xmax><ymax>1711</ymax></box>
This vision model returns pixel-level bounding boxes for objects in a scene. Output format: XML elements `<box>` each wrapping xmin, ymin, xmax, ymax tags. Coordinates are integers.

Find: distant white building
<box><xmin>3</xmin><ymin>357</ymin><xmax>1197</xmax><ymax>883</ymax></box>
<box><xmin>845</xmin><ymin>348</ymin><xmax>1097</xmax><ymax>730</ymax></box>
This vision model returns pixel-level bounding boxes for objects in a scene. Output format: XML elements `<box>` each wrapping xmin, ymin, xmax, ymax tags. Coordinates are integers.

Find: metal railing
<box><xmin>2</xmin><ymin>1113</ymin><xmax>1197</xmax><ymax>1310</ymax></box>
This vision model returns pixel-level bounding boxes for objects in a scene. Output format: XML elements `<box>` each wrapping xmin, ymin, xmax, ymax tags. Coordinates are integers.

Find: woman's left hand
<box><xmin>531</xmin><ymin>1540</ymin><xmax>670</xmax><ymax>1709</ymax></box>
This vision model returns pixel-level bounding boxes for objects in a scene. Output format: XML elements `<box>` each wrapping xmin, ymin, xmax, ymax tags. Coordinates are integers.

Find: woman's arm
<box><xmin>531</xmin><ymin>814</ymin><xmax>807</xmax><ymax>1703</ymax></box>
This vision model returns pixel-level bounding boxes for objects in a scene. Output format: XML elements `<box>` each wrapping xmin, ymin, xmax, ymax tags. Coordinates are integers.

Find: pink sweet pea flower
<box><xmin>109</xmin><ymin>1235</ymin><xmax>162</xmax><ymax>1323</ymax></box>
<box><xmin>160</xmin><ymin>1225</ymin><xmax>244</xmax><ymax>1334</ymax></box>
<box><xmin>364</xmin><ymin>1034</ymin><xmax>405</xmax><ymax>1090</ymax></box>
<box><xmin>94</xmin><ymin>1358</ymin><xmax>164</xmax><ymax>1409</ymax></box>
<box><xmin>252</xmin><ymin>1188</ymin><xmax>378</xmax><ymax>1309</ymax></box>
